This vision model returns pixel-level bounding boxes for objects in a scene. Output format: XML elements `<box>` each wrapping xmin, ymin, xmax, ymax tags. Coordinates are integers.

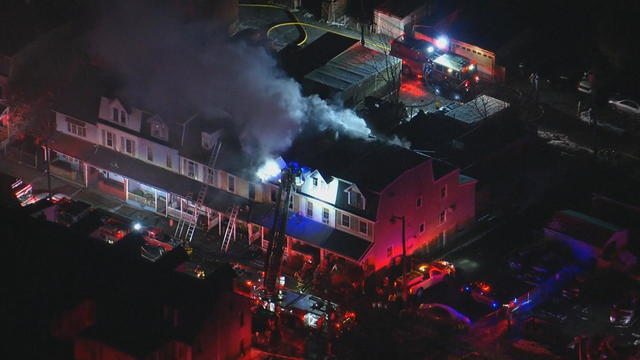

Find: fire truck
<box><xmin>390</xmin><ymin>34</ymin><xmax>480</xmax><ymax>101</ymax></box>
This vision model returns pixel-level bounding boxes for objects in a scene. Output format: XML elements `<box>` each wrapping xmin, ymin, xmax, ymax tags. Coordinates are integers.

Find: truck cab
<box><xmin>395</xmin><ymin>260</ymin><xmax>455</xmax><ymax>296</ymax></box>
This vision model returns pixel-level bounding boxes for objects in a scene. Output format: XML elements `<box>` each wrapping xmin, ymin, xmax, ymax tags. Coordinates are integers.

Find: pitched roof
<box><xmin>445</xmin><ymin>95</ymin><xmax>510</xmax><ymax>125</ymax></box>
<box><xmin>285</xmin><ymin>130</ymin><xmax>446</xmax><ymax>193</ymax></box>
<box><xmin>304</xmin><ymin>43</ymin><xmax>401</xmax><ymax>93</ymax></box>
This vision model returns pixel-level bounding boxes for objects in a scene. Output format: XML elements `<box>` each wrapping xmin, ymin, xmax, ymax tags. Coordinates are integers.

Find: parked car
<box><xmin>577</xmin><ymin>80</ymin><xmax>592</xmax><ymax>94</ymax></box>
<box><xmin>461</xmin><ymin>281</ymin><xmax>500</xmax><ymax>309</ymax></box>
<box><xmin>395</xmin><ymin>260</ymin><xmax>455</xmax><ymax>296</ymax></box>
<box><xmin>610</xmin><ymin>295</ymin><xmax>638</xmax><ymax>327</ymax></box>
<box><xmin>141</xmin><ymin>243</ymin><xmax>166</xmax><ymax>262</ymax></box>
<box><xmin>561</xmin><ymin>275</ymin><xmax>588</xmax><ymax>301</ymax></box>
<box><xmin>417</xmin><ymin>303</ymin><xmax>471</xmax><ymax>331</ymax></box>
<box><xmin>55</xmin><ymin>200</ymin><xmax>91</xmax><ymax>227</ymax></box>
<box><xmin>98</xmin><ymin>218</ymin><xmax>129</xmax><ymax>244</ymax></box>
<box><xmin>20</xmin><ymin>191</ymin><xmax>49</xmax><ymax>206</ymax></box>
<box><xmin>142</xmin><ymin>228</ymin><xmax>174</xmax><ymax>251</ymax></box>
<box><xmin>608</xmin><ymin>98</ymin><xmax>640</xmax><ymax>117</ymax></box>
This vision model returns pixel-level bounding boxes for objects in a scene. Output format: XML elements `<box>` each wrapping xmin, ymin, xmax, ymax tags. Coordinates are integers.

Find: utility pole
<box><xmin>46</xmin><ymin>143</ymin><xmax>52</xmax><ymax>198</ymax></box>
<box><xmin>391</xmin><ymin>215</ymin><xmax>407</xmax><ymax>302</ymax></box>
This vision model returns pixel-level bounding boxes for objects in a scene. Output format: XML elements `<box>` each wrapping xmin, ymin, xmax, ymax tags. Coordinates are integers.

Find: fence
<box><xmin>4</xmin><ymin>145</ymin><xmax>37</xmax><ymax>168</ymax></box>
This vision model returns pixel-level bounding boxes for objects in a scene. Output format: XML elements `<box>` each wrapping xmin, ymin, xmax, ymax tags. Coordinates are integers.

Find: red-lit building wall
<box><xmin>364</xmin><ymin>160</ymin><xmax>476</xmax><ymax>270</ymax></box>
<box><xmin>74</xmin><ymin>338</ymin><xmax>191</xmax><ymax>360</ymax></box>
<box><xmin>190</xmin><ymin>291</ymin><xmax>252</xmax><ymax>360</ymax></box>
<box><xmin>51</xmin><ymin>300</ymin><xmax>96</xmax><ymax>341</ymax></box>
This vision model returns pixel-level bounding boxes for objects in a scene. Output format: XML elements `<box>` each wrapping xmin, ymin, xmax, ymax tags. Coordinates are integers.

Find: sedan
<box><xmin>609</xmin><ymin>99</ymin><xmax>640</xmax><ymax>117</ymax></box>
<box><xmin>610</xmin><ymin>297</ymin><xmax>638</xmax><ymax>327</ymax></box>
<box><xmin>462</xmin><ymin>281</ymin><xmax>500</xmax><ymax>309</ymax></box>
<box><xmin>417</xmin><ymin>303</ymin><xmax>471</xmax><ymax>331</ymax></box>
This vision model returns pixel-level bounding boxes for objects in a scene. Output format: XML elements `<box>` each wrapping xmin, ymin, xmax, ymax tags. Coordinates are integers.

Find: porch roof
<box><xmin>48</xmin><ymin>133</ymin><xmax>252</xmax><ymax>215</ymax></box>
<box><xmin>249</xmin><ymin>203</ymin><xmax>373</xmax><ymax>262</ymax></box>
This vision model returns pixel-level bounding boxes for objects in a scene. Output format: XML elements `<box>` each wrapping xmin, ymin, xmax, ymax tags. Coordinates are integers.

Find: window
<box><xmin>440</xmin><ymin>185</ymin><xmax>447</xmax><ymax>199</ymax></box>
<box><xmin>306</xmin><ymin>200</ymin><xmax>313</xmax><ymax>217</ymax></box>
<box><xmin>102</xmin><ymin>130</ymin><xmax>115</xmax><ymax>148</ymax></box>
<box><xmin>147</xmin><ymin>146</ymin><xmax>153</xmax><ymax>161</ymax></box>
<box><xmin>419</xmin><ymin>223</ymin><xmax>425</xmax><ymax>233</ymax></box>
<box><xmin>416</xmin><ymin>196</ymin><xmax>422</xmax><ymax>208</ymax></box>
<box><xmin>228</xmin><ymin>174</ymin><xmax>235</xmax><ymax>192</ymax></box>
<box><xmin>270</xmin><ymin>188</ymin><xmax>277</xmax><ymax>202</ymax></box>
<box><xmin>120</xmin><ymin>110</ymin><xmax>127</xmax><ymax>124</ymax></box>
<box><xmin>66</xmin><ymin>119</ymin><xmax>86</xmax><ymax>137</ymax></box>
<box><xmin>322</xmin><ymin>208</ymin><xmax>330</xmax><ymax>224</ymax></box>
<box><xmin>439</xmin><ymin>210</ymin><xmax>446</xmax><ymax>224</ymax></box>
<box><xmin>123</xmin><ymin>138</ymin><xmax>135</xmax><ymax>155</ymax></box>
<box><xmin>341</xmin><ymin>214</ymin><xmax>350</xmax><ymax>228</ymax></box>
<box><xmin>112</xmin><ymin>108</ymin><xmax>118</xmax><ymax>122</ymax></box>
<box><xmin>166</xmin><ymin>154</ymin><xmax>172</xmax><ymax>168</ymax></box>
<box><xmin>387</xmin><ymin>246</ymin><xmax>393</xmax><ymax>257</ymax></box>
<box><xmin>184</xmin><ymin>159</ymin><xmax>197</xmax><ymax>178</ymax></box>
<box><xmin>312</xmin><ymin>177</ymin><xmax>318</xmax><ymax>187</ymax></box>
<box><xmin>359</xmin><ymin>220</ymin><xmax>368</xmax><ymax>234</ymax></box>
<box><xmin>347</xmin><ymin>190</ymin><xmax>364</xmax><ymax>209</ymax></box>
<box><xmin>206</xmin><ymin>168</ymin><xmax>215</xmax><ymax>185</ymax></box>
<box><xmin>248</xmin><ymin>183</ymin><xmax>256</xmax><ymax>200</ymax></box>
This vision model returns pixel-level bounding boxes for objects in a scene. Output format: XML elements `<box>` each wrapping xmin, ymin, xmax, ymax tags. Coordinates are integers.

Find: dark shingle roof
<box><xmin>285</xmin><ymin>131</ymin><xmax>437</xmax><ymax>193</ymax></box>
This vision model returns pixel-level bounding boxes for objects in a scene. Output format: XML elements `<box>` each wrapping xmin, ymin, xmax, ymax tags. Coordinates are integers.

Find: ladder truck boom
<box><xmin>263</xmin><ymin>165</ymin><xmax>299</xmax><ymax>296</ymax></box>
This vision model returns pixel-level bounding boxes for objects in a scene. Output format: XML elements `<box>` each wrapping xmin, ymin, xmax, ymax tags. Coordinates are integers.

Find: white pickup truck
<box><xmin>395</xmin><ymin>260</ymin><xmax>455</xmax><ymax>296</ymax></box>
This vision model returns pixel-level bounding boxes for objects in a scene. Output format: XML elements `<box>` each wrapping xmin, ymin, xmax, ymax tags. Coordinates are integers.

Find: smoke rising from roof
<box><xmin>89</xmin><ymin>1</ymin><xmax>379</xmax><ymax>159</ymax></box>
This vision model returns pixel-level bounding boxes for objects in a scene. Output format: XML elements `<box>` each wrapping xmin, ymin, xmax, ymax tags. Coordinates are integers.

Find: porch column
<box><xmin>248</xmin><ymin>223</ymin><xmax>253</xmax><ymax>245</ymax></box>
<box><xmin>218</xmin><ymin>212</ymin><xmax>223</xmax><ymax>236</ymax></box>
<box><xmin>154</xmin><ymin>188</ymin><xmax>158</xmax><ymax>213</ymax></box>
<box><xmin>232</xmin><ymin>220</ymin><xmax>237</xmax><ymax>241</ymax></box>
<box><xmin>83</xmin><ymin>163</ymin><xmax>88</xmax><ymax>187</ymax></box>
<box><xmin>124</xmin><ymin>178</ymin><xmax>129</xmax><ymax>201</ymax></box>
<box><xmin>319</xmin><ymin>248</ymin><xmax>327</xmax><ymax>267</ymax></box>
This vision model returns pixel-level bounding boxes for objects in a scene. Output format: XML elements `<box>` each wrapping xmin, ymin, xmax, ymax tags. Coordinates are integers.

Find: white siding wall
<box><xmin>138</xmin><ymin>138</ymin><xmax>180</xmax><ymax>173</ymax></box>
<box><xmin>98</xmin><ymin>97</ymin><xmax>142</xmax><ymax>132</ymax></box>
<box><xmin>299</xmin><ymin>170</ymin><xmax>339</xmax><ymax>205</ymax></box>
<box><xmin>55</xmin><ymin>112</ymin><xmax>99</xmax><ymax>143</ymax></box>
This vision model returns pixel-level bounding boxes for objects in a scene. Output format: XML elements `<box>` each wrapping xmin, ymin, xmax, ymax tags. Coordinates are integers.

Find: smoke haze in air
<box><xmin>89</xmin><ymin>0</ymin><xmax>378</xmax><ymax>159</ymax></box>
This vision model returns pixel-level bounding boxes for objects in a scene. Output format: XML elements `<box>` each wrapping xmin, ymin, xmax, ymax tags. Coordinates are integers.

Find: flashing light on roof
<box><xmin>256</xmin><ymin>158</ymin><xmax>282</xmax><ymax>182</ymax></box>
<box><xmin>426</xmin><ymin>45</ymin><xmax>434</xmax><ymax>53</ymax></box>
<box><xmin>435</xmin><ymin>36</ymin><xmax>449</xmax><ymax>50</ymax></box>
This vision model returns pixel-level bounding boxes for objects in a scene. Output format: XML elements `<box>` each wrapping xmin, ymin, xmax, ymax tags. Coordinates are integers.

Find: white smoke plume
<box><xmin>90</xmin><ymin>1</ymin><xmax>405</xmax><ymax>160</ymax></box>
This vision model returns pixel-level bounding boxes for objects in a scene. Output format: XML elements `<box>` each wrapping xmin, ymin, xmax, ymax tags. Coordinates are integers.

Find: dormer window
<box><xmin>113</xmin><ymin>108</ymin><xmax>127</xmax><ymax>124</ymax></box>
<box><xmin>312</xmin><ymin>177</ymin><xmax>318</xmax><ymax>187</ymax></box>
<box><xmin>347</xmin><ymin>189</ymin><xmax>364</xmax><ymax>209</ymax></box>
<box><xmin>148</xmin><ymin>117</ymin><xmax>169</xmax><ymax>141</ymax></box>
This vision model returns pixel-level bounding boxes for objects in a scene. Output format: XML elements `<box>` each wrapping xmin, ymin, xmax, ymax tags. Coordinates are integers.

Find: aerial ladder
<box><xmin>173</xmin><ymin>141</ymin><xmax>222</xmax><ymax>245</ymax></box>
<box><xmin>220</xmin><ymin>204</ymin><xmax>240</xmax><ymax>253</ymax></box>
<box><xmin>263</xmin><ymin>164</ymin><xmax>301</xmax><ymax>297</ymax></box>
